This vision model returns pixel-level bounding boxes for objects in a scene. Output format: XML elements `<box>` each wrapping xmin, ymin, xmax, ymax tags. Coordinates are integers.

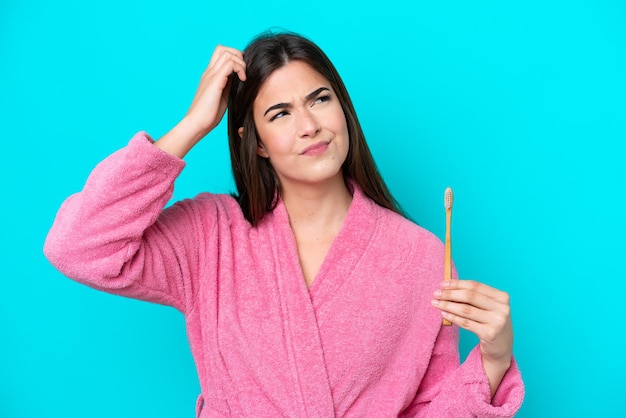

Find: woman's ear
<box><xmin>240</xmin><ymin>126</ymin><xmax>269</xmax><ymax>158</ymax></box>
<box><xmin>257</xmin><ymin>142</ymin><xmax>269</xmax><ymax>158</ymax></box>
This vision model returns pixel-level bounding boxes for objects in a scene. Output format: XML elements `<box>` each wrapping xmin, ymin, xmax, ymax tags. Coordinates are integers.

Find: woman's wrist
<box><xmin>482</xmin><ymin>355</ymin><xmax>512</xmax><ymax>399</ymax></box>
<box><xmin>154</xmin><ymin>117</ymin><xmax>208</xmax><ymax>159</ymax></box>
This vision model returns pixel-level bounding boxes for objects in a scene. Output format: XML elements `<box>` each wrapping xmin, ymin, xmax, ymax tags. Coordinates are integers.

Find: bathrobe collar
<box><xmin>262</xmin><ymin>182</ymin><xmax>381</xmax><ymax>416</ymax></box>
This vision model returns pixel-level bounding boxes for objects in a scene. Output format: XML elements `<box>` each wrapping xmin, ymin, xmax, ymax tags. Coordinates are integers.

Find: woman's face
<box><xmin>250</xmin><ymin>61</ymin><xmax>349</xmax><ymax>191</ymax></box>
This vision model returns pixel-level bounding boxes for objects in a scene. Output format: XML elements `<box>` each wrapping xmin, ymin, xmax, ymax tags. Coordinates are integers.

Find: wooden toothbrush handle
<box><xmin>443</xmin><ymin>208</ymin><xmax>452</xmax><ymax>326</ymax></box>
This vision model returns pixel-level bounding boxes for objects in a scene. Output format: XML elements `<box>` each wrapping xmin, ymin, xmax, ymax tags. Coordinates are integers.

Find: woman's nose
<box><xmin>296</xmin><ymin>109</ymin><xmax>321</xmax><ymax>138</ymax></box>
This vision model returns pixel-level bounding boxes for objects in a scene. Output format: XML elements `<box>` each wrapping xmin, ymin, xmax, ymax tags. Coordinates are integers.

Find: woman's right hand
<box><xmin>186</xmin><ymin>45</ymin><xmax>247</xmax><ymax>136</ymax></box>
<box><xmin>155</xmin><ymin>45</ymin><xmax>246</xmax><ymax>158</ymax></box>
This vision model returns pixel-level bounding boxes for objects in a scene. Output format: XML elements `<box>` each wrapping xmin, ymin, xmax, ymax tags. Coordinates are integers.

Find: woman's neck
<box><xmin>281</xmin><ymin>176</ymin><xmax>353</xmax><ymax>287</ymax></box>
<box><xmin>280</xmin><ymin>176</ymin><xmax>353</xmax><ymax>229</ymax></box>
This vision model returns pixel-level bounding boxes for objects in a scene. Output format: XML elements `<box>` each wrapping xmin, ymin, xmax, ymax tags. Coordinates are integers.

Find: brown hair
<box><xmin>228</xmin><ymin>31</ymin><xmax>404</xmax><ymax>226</ymax></box>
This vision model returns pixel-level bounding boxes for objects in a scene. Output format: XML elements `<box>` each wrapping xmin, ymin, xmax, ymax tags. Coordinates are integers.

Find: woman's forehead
<box><xmin>254</xmin><ymin>61</ymin><xmax>332</xmax><ymax>106</ymax></box>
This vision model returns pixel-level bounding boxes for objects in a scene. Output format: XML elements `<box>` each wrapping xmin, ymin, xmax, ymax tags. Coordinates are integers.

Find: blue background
<box><xmin>1</xmin><ymin>0</ymin><xmax>624</xmax><ymax>416</ymax></box>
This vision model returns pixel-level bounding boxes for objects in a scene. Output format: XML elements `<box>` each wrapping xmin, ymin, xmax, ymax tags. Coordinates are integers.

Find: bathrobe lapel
<box><xmin>266</xmin><ymin>185</ymin><xmax>379</xmax><ymax>417</ymax></box>
<box><xmin>268</xmin><ymin>200</ymin><xmax>336</xmax><ymax>417</ymax></box>
<box><xmin>307</xmin><ymin>186</ymin><xmax>380</xmax><ymax>309</ymax></box>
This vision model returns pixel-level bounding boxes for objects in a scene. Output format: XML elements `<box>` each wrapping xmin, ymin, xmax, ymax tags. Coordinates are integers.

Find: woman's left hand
<box><xmin>431</xmin><ymin>279</ymin><xmax>513</xmax><ymax>396</ymax></box>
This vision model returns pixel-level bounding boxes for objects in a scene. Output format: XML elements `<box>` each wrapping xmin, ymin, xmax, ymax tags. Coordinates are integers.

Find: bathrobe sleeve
<box><xmin>44</xmin><ymin>132</ymin><xmax>206</xmax><ymax>314</ymax></box>
<box><xmin>403</xmin><ymin>323</ymin><xmax>524</xmax><ymax>417</ymax></box>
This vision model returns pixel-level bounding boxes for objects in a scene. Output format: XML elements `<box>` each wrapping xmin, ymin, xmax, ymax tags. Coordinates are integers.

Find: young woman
<box><xmin>45</xmin><ymin>32</ymin><xmax>524</xmax><ymax>417</ymax></box>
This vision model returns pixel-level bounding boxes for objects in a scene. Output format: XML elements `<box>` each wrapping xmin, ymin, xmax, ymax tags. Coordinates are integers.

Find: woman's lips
<box><xmin>301</xmin><ymin>141</ymin><xmax>330</xmax><ymax>156</ymax></box>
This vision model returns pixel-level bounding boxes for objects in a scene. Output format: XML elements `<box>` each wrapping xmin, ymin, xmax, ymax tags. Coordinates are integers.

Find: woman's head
<box><xmin>228</xmin><ymin>31</ymin><xmax>402</xmax><ymax>225</ymax></box>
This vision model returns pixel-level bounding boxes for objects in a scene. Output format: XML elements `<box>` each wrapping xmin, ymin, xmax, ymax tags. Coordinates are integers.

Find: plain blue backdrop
<box><xmin>1</xmin><ymin>0</ymin><xmax>624</xmax><ymax>416</ymax></box>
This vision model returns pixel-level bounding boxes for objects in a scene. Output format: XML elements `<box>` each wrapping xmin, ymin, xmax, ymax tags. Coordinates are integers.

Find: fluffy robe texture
<box><xmin>44</xmin><ymin>132</ymin><xmax>524</xmax><ymax>417</ymax></box>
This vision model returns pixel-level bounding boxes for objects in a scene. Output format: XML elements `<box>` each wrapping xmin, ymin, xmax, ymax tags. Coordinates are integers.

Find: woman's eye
<box><xmin>270</xmin><ymin>111</ymin><xmax>288</xmax><ymax>121</ymax></box>
<box><xmin>314</xmin><ymin>94</ymin><xmax>331</xmax><ymax>105</ymax></box>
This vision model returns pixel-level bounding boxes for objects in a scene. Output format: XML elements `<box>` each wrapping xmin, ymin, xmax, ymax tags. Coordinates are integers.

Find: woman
<box><xmin>44</xmin><ymin>32</ymin><xmax>524</xmax><ymax>416</ymax></box>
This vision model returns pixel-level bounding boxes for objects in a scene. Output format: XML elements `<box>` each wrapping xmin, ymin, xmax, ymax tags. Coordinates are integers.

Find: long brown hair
<box><xmin>228</xmin><ymin>31</ymin><xmax>404</xmax><ymax>226</ymax></box>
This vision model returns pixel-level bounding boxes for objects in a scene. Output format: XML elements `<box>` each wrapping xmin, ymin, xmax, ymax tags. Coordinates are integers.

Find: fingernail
<box><xmin>433</xmin><ymin>289</ymin><xmax>442</xmax><ymax>298</ymax></box>
<box><xmin>442</xmin><ymin>280</ymin><xmax>451</xmax><ymax>288</ymax></box>
<box><xmin>431</xmin><ymin>299</ymin><xmax>439</xmax><ymax>307</ymax></box>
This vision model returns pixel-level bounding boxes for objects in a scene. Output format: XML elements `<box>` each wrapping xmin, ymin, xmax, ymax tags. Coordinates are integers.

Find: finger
<box><xmin>441</xmin><ymin>279</ymin><xmax>510</xmax><ymax>304</ymax></box>
<box><xmin>205</xmin><ymin>51</ymin><xmax>246</xmax><ymax>79</ymax></box>
<box><xmin>439</xmin><ymin>308</ymin><xmax>484</xmax><ymax>332</ymax></box>
<box><xmin>203</xmin><ymin>54</ymin><xmax>247</xmax><ymax>85</ymax></box>
<box><xmin>435</xmin><ymin>300</ymin><xmax>511</xmax><ymax>339</ymax></box>
<box><xmin>433</xmin><ymin>289</ymin><xmax>509</xmax><ymax>317</ymax></box>
<box><xmin>216</xmin><ymin>45</ymin><xmax>244</xmax><ymax>60</ymax></box>
<box><xmin>442</xmin><ymin>310</ymin><xmax>511</xmax><ymax>348</ymax></box>
<box><xmin>207</xmin><ymin>45</ymin><xmax>245</xmax><ymax>71</ymax></box>
<box><xmin>431</xmin><ymin>295</ymin><xmax>501</xmax><ymax>327</ymax></box>
<box><xmin>442</xmin><ymin>279</ymin><xmax>509</xmax><ymax>300</ymax></box>
<box><xmin>226</xmin><ymin>58</ymin><xmax>247</xmax><ymax>82</ymax></box>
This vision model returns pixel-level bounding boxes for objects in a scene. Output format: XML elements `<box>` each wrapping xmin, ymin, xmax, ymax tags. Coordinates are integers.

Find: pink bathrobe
<box><xmin>44</xmin><ymin>132</ymin><xmax>524</xmax><ymax>417</ymax></box>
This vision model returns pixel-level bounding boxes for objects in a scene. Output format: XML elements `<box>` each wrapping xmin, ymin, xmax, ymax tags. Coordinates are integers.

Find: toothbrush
<box><xmin>443</xmin><ymin>187</ymin><xmax>454</xmax><ymax>326</ymax></box>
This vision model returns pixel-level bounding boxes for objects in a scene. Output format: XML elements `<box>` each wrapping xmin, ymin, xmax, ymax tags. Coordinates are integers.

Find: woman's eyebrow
<box><xmin>305</xmin><ymin>86</ymin><xmax>330</xmax><ymax>101</ymax></box>
<box><xmin>264</xmin><ymin>102</ymin><xmax>289</xmax><ymax>117</ymax></box>
<box><xmin>263</xmin><ymin>87</ymin><xmax>331</xmax><ymax>117</ymax></box>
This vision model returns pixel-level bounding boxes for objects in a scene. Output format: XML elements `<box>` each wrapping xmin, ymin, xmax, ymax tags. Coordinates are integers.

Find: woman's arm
<box><xmin>43</xmin><ymin>45</ymin><xmax>247</xmax><ymax>310</ymax></box>
<box><xmin>43</xmin><ymin>133</ymin><xmax>197</xmax><ymax>311</ymax></box>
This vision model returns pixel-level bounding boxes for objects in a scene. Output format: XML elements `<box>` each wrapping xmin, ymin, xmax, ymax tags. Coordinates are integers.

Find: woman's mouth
<box><xmin>301</xmin><ymin>141</ymin><xmax>330</xmax><ymax>156</ymax></box>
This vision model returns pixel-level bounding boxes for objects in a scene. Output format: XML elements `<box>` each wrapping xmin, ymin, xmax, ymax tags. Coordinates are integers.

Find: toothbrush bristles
<box><xmin>444</xmin><ymin>187</ymin><xmax>454</xmax><ymax>209</ymax></box>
